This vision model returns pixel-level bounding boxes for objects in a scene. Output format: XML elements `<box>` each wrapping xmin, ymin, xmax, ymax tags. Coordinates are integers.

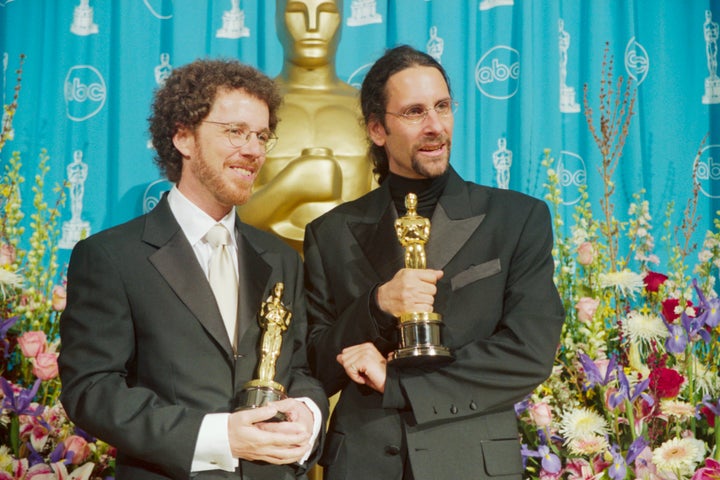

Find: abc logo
<box><xmin>64</xmin><ymin>65</ymin><xmax>107</xmax><ymax>122</ymax></box>
<box><xmin>143</xmin><ymin>179</ymin><xmax>174</xmax><ymax>213</ymax></box>
<box><xmin>347</xmin><ymin>63</ymin><xmax>372</xmax><ymax>89</ymax></box>
<box><xmin>697</xmin><ymin>145</ymin><xmax>720</xmax><ymax>199</ymax></box>
<box><xmin>557</xmin><ymin>151</ymin><xmax>586</xmax><ymax>205</ymax></box>
<box><xmin>475</xmin><ymin>46</ymin><xmax>520</xmax><ymax>99</ymax></box>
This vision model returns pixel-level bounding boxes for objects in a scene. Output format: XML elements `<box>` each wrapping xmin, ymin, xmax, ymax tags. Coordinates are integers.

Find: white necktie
<box><xmin>206</xmin><ymin>224</ymin><xmax>238</xmax><ymax>348</ymax></box>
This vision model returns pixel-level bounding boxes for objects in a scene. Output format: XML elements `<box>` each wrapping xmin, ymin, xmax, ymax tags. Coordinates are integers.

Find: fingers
<box><xmin>377</xmin><ymin>268</ymin><xmax>443</xmax><ymax>316</ymax></box>
<box><xmin>228</xmin><ymin>407</ymin><xmax>311</xmax><ymax>464</ymax></box>
<box><xmin>336</xmin><ymin>342</ymin><xmax>387</xmax><ymax>393</ymax></box>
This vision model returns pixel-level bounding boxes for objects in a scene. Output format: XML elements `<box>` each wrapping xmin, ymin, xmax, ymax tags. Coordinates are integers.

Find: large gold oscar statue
<box><xmin>237</xmin><ymin>0</ymin><xmax>374</xmax><ymax>252</ymax></box>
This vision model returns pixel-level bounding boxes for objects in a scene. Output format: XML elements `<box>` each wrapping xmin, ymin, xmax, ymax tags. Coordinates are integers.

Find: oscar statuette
<box><xmin>235</xmin><ymin>282</ymin><xmax>291</xmax><ymax>421</ymax></box>
<box><xmin>390</xmin><ymin>193</ymin><xmax>454</xmax><ymax>367</ymax></box>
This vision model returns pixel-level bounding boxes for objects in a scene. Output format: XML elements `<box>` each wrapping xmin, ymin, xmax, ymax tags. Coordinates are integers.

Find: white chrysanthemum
<box><xmin>652</xmin><ymin>437</ymin><xmax>706</xmax><ymax>477</ymax></box>
<box><xmin>560</xmin><ymin>407</ymin><xmax>609</xmax><ymax>443</ymax></box>
<box><xmin>660</xmin><ymin>399</ymin><xmax>696</xmax><ymax>419</ymax></box>
<box><xmin>599</xmin><ymin>270</ymin><xmax>644</xmax><ymax>298</ymax></box>
<box><xmin>0</xmin><ymin>268</ymin><xmax>23</xmax><ymax>288</ymax></box>
<box><xmin>691</xmin><ymin>358</ymin><xmax>720</xmax><ymax>397</ymax></box>
<box><xmin>623</xmin><ymin>310</ymin><xmax>668</xmax><ymax>344</ymax></box>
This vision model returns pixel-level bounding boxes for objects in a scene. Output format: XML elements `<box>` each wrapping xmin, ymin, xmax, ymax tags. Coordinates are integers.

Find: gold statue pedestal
<box><xmin>234</xmin><ymin>282</ymin><xmax>292</xmax><ymax>421</ymax></box>
<box><xmin>392</xmin><ymin>312</ymin><xmax>453</xmax><ymax>367</ymax></box>
<box><xmin>389</xmin><ymin>193</ymin><xmax>454</xmax><ymax>368</ymax></box>
<box><xmin>235</xmin><ymin>379</ymin><xmax>288</xmax><ymax>422</ymax></box>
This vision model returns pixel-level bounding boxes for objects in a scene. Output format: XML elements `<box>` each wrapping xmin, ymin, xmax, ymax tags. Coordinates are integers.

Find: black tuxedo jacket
<box><xmin>59</xmin><ymin>197</ymin><xmax>327</xmax><ymax>480</ymax></box>
<box><xmin>304</xmin><ymin>168</ymin><xmax>565</xmax><ymax>480</ymax></box>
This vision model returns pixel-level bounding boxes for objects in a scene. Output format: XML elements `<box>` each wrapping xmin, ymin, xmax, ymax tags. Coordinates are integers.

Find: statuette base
<box><xmin>390</xmin><ymin>312</ymin><xmax>453</xmax><ymax>368</ymax></box>
<box><xmin>235</xmin><ymin>380</ymin><xmax>287</xmax><ymax>422</ymax></box>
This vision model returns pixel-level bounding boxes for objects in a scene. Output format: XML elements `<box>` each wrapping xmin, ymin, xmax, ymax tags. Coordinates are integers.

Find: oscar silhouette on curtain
<box><xmin>59</xmin><ymin>59</ymin><xmax>328</xmax><ymax>480</ymax></box>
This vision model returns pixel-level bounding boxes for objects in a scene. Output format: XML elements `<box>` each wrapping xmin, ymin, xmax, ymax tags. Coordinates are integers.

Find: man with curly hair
<box><xmin>59</xmin><ymin>58</ymin><xmax>328</xmax><ymax>480</ymax></box>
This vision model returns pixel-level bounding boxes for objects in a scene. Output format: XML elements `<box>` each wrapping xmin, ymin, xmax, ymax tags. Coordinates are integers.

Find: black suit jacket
<box><xmin>59</xmin><ymin>196</ymin><xmax>328</xmax><ymax>480</ymax></box>
<box><xmin>304</xmin><ymin>168</ymin><xmax>565</xmax><ymax>480</ymax></box>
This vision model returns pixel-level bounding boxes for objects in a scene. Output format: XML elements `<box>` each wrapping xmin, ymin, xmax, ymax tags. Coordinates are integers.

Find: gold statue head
<box><xmin>276</xmin><ymin>0</ymin><xmax>342</xmax><ymax>68</ymax></box>
<box><xmin>405</xmin><ymin>193</ymin><xmax>418</xmax><ymax>213</ymax></box>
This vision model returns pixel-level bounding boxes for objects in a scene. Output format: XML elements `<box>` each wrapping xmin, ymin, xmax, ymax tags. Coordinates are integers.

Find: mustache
<box><xmin>415</xmin><ymin>134</ymin><xmax>451</xmax><ymax>148</ymax></box>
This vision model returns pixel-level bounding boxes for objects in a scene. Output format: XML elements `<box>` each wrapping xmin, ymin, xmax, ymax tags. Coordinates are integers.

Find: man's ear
<box><xmin>367</xmin><ymin>116</ymin><xmax>387</xmax><ymax>147</ymax></box>
<box><xmin>172</xmin><ymin>126</ymin><xmax>194</xmax><ymax>157</ymax></box>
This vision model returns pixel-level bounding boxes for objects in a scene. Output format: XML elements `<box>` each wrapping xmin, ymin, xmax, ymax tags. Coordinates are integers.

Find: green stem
<box><xmin>625</xmin><ymin>398</ymin><xmax>637</xmax><ymax>441</ymax></box>
<box><xmin>10</xmin><ymin>415</ymin><xmax>19</xmax><ymax>456</ymax></box>
<box><xmin>714</xmin><ymin>424</ymin><xmax>720</xmax><ymax>461</ymax></box>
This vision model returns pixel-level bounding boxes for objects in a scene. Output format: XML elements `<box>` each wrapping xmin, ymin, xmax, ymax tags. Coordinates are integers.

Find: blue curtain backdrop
<box><xmin>1</xmin><ymin>0</ymin><xmax>719</xmax><ymax>272</ymax></box>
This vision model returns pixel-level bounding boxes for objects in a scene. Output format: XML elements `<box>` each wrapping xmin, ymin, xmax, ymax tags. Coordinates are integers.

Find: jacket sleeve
<box><xmin>385</xmin><ymin>200</ymin><xmax>565</xmax><ymax>426</ymax></box>
<box><xmin>58</xmin><ymin>238</ymin><xmax>204</xmax><ymax>479</ymax></box>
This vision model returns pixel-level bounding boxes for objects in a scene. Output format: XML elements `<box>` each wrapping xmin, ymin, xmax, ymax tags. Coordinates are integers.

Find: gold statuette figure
<box><xmin>235</xmin><ymin>283</ymin><xmax>292</xmax><ymax>420</ymax></box>
<box><xmin>237</xmin><ymin>0</ymin><xmax>375</xmax><ymax>252</ymax></box>
<box><xmin>391</xmin><ymin>194</ymin><xmax>453</xmax><ymax>367</ymax></box>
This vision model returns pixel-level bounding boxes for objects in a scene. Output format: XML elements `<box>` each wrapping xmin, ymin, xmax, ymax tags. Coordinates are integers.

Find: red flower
<box><xmin>701</xmin><ymin>406</ymin><xmax>716</xmax><ymax>427</ymax></box>
<box><xmin>649</xmin><ymin>367</ymin><xmax>684</xmax><ymax>399</ymax></box>
<box><xmin>662</xmin><ymin>298</ymin><xmax>680</xmax><ymax>322</ymax></box>
<box><xmin>643</xmin><ymin>271</ymin><xmax>668</xmax><ymax>293</ymax></box>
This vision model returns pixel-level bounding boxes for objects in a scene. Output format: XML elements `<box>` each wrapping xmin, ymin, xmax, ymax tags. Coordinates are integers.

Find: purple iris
<box><xmin>608</xmin><ymin>365</ymin><xmax>653</xmax><ymax>409</ymax></box>
<box><xmin>693</xmin><ymin>278</ymin><xmax>720</xmax><ymax>329</ymax></box>
<box><xmin>0</xmin><ymin>316</ymin><xmax>18</xmax><ymax>358</ymax></box>
<box><xmin>663</xmin><ymin>317</ymin><xmax>689</xmax><ymax>354</ymax></box>
<box><xmin>607</xmin><ymin>444</ymin><xmax>627</xmax><ymax>480</ymax></box>
<box><xmin>578</xmin><ymin>352</ymin><xmax>616</xmax><ymax>389</ymax></box>
<box><xmin>0</xmin><ymin>377</ymin><xmax>43</xmax><ymax>417</ymax></box>
<box><xmin>522</xmin><ymin>444</ymin><xmax>562</xmax><ymax>474</ymax></box>
<box><xmin>626</xmin><ymin>436</ymin><xmax>649</xmax><ymax>464</ymax></box>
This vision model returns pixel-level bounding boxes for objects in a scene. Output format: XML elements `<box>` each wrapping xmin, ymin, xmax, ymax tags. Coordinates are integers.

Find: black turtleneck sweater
<box><xmin>388</xmin><ymin>169</ymin><xmax>450</xmax><ymax>218</ymax></box>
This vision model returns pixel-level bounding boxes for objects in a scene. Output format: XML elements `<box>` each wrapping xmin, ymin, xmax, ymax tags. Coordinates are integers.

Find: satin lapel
<box><xmin>348</xmin><ymin>186</ymin><xmax>404</xmax><ymax>281</ymax></box>
<box><xmin>426</xmin><ymin>205</ymin><xmax>485</xmax><ymax>270</ymax></box>
<box><xmin>235</xmin><ymin>227</ymin><xmax>271</xmax><ymax>351</ymax></box>
<box><xmin>426</xmin><ymin>169</ymin><xmax>486</xmax><ymax>270</ymax></box>
<box><xmin>144</xmin><ymin>199</ymin><xmax>235</xmax><ymax>358</ymax></box>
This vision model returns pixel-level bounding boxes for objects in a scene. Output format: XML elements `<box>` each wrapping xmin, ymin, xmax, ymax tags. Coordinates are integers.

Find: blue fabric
<box><xmin>1</xmin><ymin>0</ymin><xmax>718</xmax><ymax>271</ymax></box>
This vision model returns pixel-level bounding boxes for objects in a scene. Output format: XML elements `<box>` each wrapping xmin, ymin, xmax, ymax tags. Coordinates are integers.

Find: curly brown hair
<box><xmin>148</xmin><ymin>58</ymin><xmax>281</xmax><ymax>183</ymax></box>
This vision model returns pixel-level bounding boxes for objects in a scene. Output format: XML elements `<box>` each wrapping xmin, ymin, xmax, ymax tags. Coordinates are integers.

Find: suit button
<box><xmin>469</xmin><ymin>401</ymin><xmax>478</xmax><ymax>410</ymax></box>
<box><xmin>450</xmin><ymin>405</ymin><xmax>458</xmax><ymax>414</ymax></box>
<box><xmin>385</xmin><ymin>445</ymin><xmax>401</xmax><ymax>455</ymax></box>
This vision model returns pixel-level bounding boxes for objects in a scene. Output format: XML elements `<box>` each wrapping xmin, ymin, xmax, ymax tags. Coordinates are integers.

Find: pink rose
<box><xmin>577</xmin><ymin>242</ymin><xmax>595</xmax><ymax>266</ymax></box>
<box><xmin>64</xmin><ymin>435</ymin><xmax>91</xmax><ymax>465</ymax></box>
<box><xmin>51</xmin><ymin>285</ymin><xmax>67</xmax><ymax>311</ymax></box>
<box><xmin>0</xmin><ymin>243</ymin><xmax>16</xmax><ymax>266</ymax></box>
<box><xmin>528</xmin><ymin>402</ymin><xmax>553</xmax><ymax>427</ymax></box>
<box><xmin>18</xmin><ymin>331</ymin><xmax>47</xmax><ymax>358</ymax></box>
<box><xmin>32</xmin><ymin>352</ymin><xmax>59</xmax><ymax>381</ymax></box>
<box><xmin>575</xmin><ymin>297</ymin><xmax>599</xmax><ymax>323</ymax></box>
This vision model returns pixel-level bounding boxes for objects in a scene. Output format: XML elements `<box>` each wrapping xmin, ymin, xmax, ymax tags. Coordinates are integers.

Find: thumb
<box><xmin>239</xmin><ymin>404</ymin><xmax>279</xmax><ymax>424</ymax></box>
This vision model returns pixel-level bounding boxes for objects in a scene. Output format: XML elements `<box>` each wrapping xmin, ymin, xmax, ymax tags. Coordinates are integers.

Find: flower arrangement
<box><xmin>0</xmin><ymin>55</ymin><xmax>115</xmax><ymax>480</ymax></box>
<box><xmin>517</xmin><ymin>45</ymin><xmax>720</xmax><ymax>479</ymax></box>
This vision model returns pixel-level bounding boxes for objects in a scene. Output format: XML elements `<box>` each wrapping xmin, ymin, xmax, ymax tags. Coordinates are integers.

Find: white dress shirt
<box><xmin>166</xmin><ymin>187</ymin><xmax>321</xmax><ymax>473</ymax></box>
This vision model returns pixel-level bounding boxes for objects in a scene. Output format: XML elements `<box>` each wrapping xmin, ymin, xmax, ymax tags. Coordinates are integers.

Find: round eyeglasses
<box><xmin>202</xmin><ymin>121</ymin><xmax>278</xmax><ymax>153</ymax></box>
<box><xmin>385</xmin><ymin>99</ymin><xmax>459</xmax><ymax>124</ymax></box>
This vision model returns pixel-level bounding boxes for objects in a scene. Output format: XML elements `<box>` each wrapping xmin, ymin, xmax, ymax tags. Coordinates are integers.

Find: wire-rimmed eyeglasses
<box><xmin>384</xmin><ymin>99</ymin><xmax>458</xmax><ymax>124</ymax></box>
<box><xmin>202</xmin><ymin>121</ymin><xmax>278</xmax><ymax>152</ymax></box>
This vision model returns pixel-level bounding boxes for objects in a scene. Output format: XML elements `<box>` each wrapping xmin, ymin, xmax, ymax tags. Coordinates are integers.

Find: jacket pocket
<box><xmin>481</xmin><ymin>438</ymin><xmax>523</xmax><ymax>476</ymax></box>
<box><xmin>450</xmin><ymin>258</ymin><xmax>501</xmax><ymax>291</ymax></box>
